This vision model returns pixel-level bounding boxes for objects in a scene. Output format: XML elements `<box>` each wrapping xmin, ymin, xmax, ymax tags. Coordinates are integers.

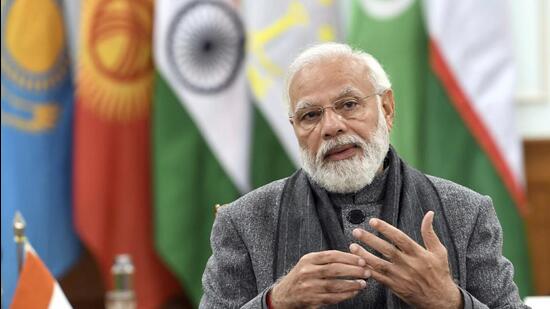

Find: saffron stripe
<box><xmin>11</xmin><ymin>251</ymin><xmax>55</xmax><ymax>309</ymax></box>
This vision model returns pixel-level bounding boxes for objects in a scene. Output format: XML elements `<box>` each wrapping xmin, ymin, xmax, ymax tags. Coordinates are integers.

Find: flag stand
<box><xmin>106</xmin><ymin>254</ymin><xmax>136</xmax><ymax>309</ymax></box>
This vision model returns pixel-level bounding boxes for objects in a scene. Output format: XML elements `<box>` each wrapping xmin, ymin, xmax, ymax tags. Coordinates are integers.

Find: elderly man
<box><xmin>200</xmin><ymin>43</ymin><xmax>527</xmax><ymax>309</ymax></box>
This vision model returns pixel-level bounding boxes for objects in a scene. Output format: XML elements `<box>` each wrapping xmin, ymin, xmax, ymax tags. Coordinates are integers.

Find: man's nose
<box><xmin>320</xmin><ymin>108</ymin><xmax>347</xmax><ymax>139</ymax></box>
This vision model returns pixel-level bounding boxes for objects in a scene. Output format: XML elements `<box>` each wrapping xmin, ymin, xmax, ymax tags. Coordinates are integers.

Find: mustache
<box><xmin>316</xmin><ymin>135</ymin><xmax>367</xmax><ymax>163</ymax></box>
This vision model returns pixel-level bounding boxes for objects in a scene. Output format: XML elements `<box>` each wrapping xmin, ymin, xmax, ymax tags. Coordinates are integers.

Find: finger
<box><xmin>352</xmin><ymin>228</ymin><xmax>399</xmax><ymax>260</ymax></box>
<box><xmin>317</xmin><ymin>290</ymin><xmax>361</xmax><ymax>306</ymax></box>
<box><xmin>349</xmin><ymin>244</ymin><xmax>397</xmax><ymax>288</ymax></box>
<box><xmin>315</xmin><ymin>263</ymin><xmax>371</xmax><ymax>279</ymax></box>
<box><xmin>368</xmin><ymin>219</ymin><xmax>421</xmax><ymax>254</ymax></box>
<box><xmin>303</xmin><ymin>250</ymin><xmax>366</xmax><ymax>267</ymax></box>
<box><xmin>368</xmin><ymin>267</ymin><xmax>397</xmax><ymax>288</ymax></box>
<box><xmin>421</xmin><ymin>211</ymin><xmax>442</xmax><ymax>252</ymax></box>
<box><xmin>313</xmin><ymin>278</ymin><xmax>367</xmax><ymax>293</ymax></box>
<box><xmin>349</xmin><ymin>243</ymin><xmax>392</xmax><ymax>277</ymax></box>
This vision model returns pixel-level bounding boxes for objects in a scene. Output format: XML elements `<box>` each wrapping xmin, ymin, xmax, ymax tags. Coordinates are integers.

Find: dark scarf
<box><xmin>273</xmin><ymin>146</ymin><xmax>460</xmax><ymax>308</ymax></box>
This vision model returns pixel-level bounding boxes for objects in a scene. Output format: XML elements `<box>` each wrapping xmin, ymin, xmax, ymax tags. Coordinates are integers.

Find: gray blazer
<box><xmin>200</xmin><ymin>175</ymin><xmax>527</xmax><ymax>309</ymax></box>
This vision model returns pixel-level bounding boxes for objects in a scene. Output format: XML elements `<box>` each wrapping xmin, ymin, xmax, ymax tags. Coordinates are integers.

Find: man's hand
<box><xmin>270</xmin><ymin>250</ymin><xmax>371</xmax><ymax>309</ymax></box>
<box><xmin>349</xmin><ymin>211</ymin><xmax>462</xmax><ymax>309</ymax></box>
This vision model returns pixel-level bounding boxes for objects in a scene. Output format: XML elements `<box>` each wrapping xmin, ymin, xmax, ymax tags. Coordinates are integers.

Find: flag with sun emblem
<box><xmin>152</xmin><ymin>0</ymin><xmax>249</xmax><ymax>304</ymax></box>
<box><xmin>1</xmin><ymin>0</ymin><xmax>81</xmax><ymax>306</ymax></box>
<box><xmin>73</xmin><ymin>0</ymin><xmax>181</xmax><ymax>307</ymax></box>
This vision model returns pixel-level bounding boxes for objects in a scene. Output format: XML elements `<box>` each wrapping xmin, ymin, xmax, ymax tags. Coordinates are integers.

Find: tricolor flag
<box><xmin>12</xmin><ymin>242</ymin><xmax>72</xmax><ymax>309</ymax></box>
<box><xmin>73</xmin><ymin>0</ymin><xmax>180</xmax><ymax>307</ymax></box>
<box><xmin>348</xmin><ymin>0</ymin><xmax>532</xmax><ymax>295</ymax></box>
<box><xmin>153</xmin><ymin>0</ymin><xmax>248</xmax><ymax>304</ymax></box>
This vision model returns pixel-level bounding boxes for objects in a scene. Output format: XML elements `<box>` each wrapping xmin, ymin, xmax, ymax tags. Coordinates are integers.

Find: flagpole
<box><xmin>13</xmin><ymin>211</ymin><xmax>26</xmax><ymax>274</ymax></box>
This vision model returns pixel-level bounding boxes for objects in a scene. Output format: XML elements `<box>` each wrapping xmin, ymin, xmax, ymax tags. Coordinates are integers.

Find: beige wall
<box><xmin>510</xmin><ymin>0</ymin><xmax>550</xmax><ymax>139</ymax></box>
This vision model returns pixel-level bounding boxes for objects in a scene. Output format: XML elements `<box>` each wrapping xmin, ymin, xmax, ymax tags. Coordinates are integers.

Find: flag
<box><xmin>12</xmin><ymin>242</ymin><xmax>72</xmax><ymax>309</ymax></box>
<box><xmin>152</xmin><ymin>0</ymin><xmax>249</xmax><ymax>304</ymax></box>
<box><xmin>348</xmin><ymin>0</ymin><xmax>532</xmax><ymax>296</ymax></box>
<box><xmin>245</xmin><ymin>0</ymin><xmax>342</xmax><ymax>170</ymax></box>
<box><xmin>1</xmin><ymin>0</ymin><xmax>80</xmax><ymax>306</ymax></box>
<box><xmin>73</xmin><ymin>0</ymin><xmax>180</xmax><ymax>307</ymax></box>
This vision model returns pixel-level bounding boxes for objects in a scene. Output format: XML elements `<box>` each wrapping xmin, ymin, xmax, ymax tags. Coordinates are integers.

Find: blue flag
<box><xmin>1</xmin><ymin>0</ymin><xmax>80</xmax><ymax>306</ymax></box>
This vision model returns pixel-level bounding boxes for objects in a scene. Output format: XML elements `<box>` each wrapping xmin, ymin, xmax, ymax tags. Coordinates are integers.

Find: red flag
<box><xmin>73</xmin><ymin>0</ymin><xmax>180</xmax><ymax>307</ymax></box>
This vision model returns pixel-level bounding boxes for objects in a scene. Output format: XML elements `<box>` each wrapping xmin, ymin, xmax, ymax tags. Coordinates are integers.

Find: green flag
<box><xmin>348</xmin><ymin>0</ymin><xmax>532</xmax><ymax>296</ymax></box>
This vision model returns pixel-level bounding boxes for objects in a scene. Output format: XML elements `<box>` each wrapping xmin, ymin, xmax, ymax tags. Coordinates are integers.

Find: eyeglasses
<box><xmin>289</xmin><ymin>92</ymin><xmax>384</xmax><ymax>131</ymax></box>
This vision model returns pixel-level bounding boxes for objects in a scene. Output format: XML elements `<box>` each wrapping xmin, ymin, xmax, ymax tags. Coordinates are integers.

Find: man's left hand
<box><xmin>349</xmin><ymin>211</ymin><xmax>462</xmax><ymax>309</ymax></box>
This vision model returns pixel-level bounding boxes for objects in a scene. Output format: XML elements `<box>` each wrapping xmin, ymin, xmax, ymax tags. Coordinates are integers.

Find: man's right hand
<box><xmin>269</xmin><ymin>250</ymin><xmax>370</xmax><ymax>308</ymax></box>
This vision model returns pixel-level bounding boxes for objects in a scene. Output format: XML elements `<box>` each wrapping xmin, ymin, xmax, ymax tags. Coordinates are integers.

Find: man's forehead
<box><xmin>288</xmin><ymin>56</ymin><xmax>376</xmax><ymax>111</ymax></box>
<box><xmin>338</xmin><ymin>86</ymin><xmax>362</xmax><ymax>97</ymax></box>
<box><xmin>294</xmin><ymin>86</ymin><xmax>364</xmax><ymax>110</ymax></box>
<box><xmin>296</xmin><ymin>55</ymin><xmax>364</xmax><ymax>74</ymax></box>
<box><xmin>290</xmin><ymin>57</ymin><xmax>370</xmax><ymax>88</ymax></box>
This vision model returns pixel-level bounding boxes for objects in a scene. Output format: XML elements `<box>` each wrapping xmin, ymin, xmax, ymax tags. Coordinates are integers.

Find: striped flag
<box><xmin>12</xmin><ymin>242</ymin><xmax>72</xmax><ymax>309</ymax></box>
<box><xmin>348</xmin><ymin>0</ymin><xmax>532</xmax><ymax>295</ymax></box>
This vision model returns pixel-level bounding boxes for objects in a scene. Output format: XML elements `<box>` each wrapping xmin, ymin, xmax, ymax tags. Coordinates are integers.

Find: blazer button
<box><xmin>347</xmin><ymin>209</ymin><xmax>366</xmax><ymax>224</ymax></box>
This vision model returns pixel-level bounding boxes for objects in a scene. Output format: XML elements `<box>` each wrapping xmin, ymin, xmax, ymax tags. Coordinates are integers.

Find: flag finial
<box><xmin>13</xmin><ymin>211</ymin><xmax>26</xmax><ymax>239</ymax></box>
<box><xmin>13</xmin><ymin>211</ymin><xmax>27</xmax><ymax>274</ymax></box>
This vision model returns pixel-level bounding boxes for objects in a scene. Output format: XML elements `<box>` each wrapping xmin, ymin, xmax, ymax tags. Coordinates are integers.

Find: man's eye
<box><xmin>340</xmin><ymin>100</ymin><xmax>359</xmax><ymax>110</ymax></box>
<box><xmin>300</xmin><ymin>110</ymin><xmax>322</xmax><ymax>121</ymax></box>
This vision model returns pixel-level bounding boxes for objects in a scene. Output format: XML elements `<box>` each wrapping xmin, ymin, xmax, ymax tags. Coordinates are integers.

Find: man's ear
<box><xmin>381</xmin><ymin>89</ymin><xmax>395</xmax><ymax>131</ymax></box>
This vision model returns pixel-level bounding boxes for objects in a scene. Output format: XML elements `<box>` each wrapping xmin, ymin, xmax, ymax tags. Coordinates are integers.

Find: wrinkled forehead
<box><xmin>291</xmin><ymin>54</ymin><xmax>368</xmax><ymax>79</ymax></box>
<box><xmin>288</xmin><ymin>56</ymin><xmax>374</xmax><ymax>107</ymax></box>
<box><xmin>293</xmin><ymin>86</ymin><xmax>364</xmax><ymax>111</ymax></box>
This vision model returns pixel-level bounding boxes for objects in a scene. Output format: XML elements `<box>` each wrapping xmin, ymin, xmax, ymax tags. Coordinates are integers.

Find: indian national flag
<box><xmin>12</xmin><ymin>242</ymin><xmax>72</xmax><ymax>309</ymax></box>
<box><xmin>153</xmin><ymin>0</ymin><xmax>249</xmax><ymax>304</ymax></box>
<box><xmin>348</xmin><ymin>0</ymin><xmax>532</xmax><ymax>295</ymax></box>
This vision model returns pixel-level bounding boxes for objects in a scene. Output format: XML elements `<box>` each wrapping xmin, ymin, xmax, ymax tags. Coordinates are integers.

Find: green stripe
<box><xmin>152</xmin><ymin>73</ymin><xmax>240</xmax><ymax>305</ymax></box>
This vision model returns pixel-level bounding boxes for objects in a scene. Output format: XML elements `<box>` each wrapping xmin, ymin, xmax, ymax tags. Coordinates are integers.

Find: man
<box><xmin>200</xmin><ymin>43</ymin><xmax>527</xmax><ymax>308</ymax></box>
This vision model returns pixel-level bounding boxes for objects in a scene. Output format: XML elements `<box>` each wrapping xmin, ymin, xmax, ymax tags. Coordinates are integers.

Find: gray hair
<box><xmin>284</xmin><ymin>42</ymin><xmax>392</xmax><ymax>114</ymax></box>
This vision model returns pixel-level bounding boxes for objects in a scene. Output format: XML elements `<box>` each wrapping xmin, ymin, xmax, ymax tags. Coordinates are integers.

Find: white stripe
<box><xmin>48</xmin><ymin>283</ymin><xmax>72</xmax><ymax>309</ymax></box>
<box><xmin>155</xmin><ymin>0</ymin><xmax>251</xmax><ymax>192</ymax></box>
<box><xmin>423</xmin><ymin>0</ymin><xmax>524</xmax><ymax>184</ymax></box>
<box><xmin>359</xmin><ymin>0</ymin><xmax>415</xmax><ymax>20</ymax></box>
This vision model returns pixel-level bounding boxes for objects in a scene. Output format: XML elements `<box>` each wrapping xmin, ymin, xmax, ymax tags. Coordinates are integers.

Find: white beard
<box><xmin>300</xmin><ymin>109</ymin><xmax>390</xmax><ymax>193</ymax></box>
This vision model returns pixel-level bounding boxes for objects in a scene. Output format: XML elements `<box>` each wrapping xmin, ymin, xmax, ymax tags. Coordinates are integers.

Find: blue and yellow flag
<box><xmin>1</xmin><ymin>0</ymin><xmax>80</xmax><ymax>306</ymax></box>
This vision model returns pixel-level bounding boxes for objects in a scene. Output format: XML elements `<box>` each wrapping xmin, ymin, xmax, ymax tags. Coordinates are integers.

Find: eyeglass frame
<box><xmin>288</xmin><ymin>90</ymin><xmax>386</xmax><ymax>130</ymax></box>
